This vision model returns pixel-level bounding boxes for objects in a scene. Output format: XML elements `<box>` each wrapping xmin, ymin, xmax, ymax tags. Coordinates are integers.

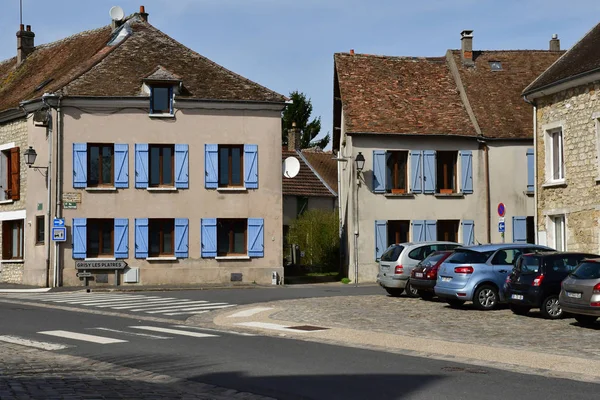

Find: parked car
<box><xmin>377</xmin><ymin>242</ymin><xmax>461</xmax><ymax>297</ymax></box>
<box><xmin>559</xmin><ymin>258</ymin><xmax>600</xmax><ymax>326</ymax></box>
<box><xmin>434</xmin><ymin>244</ymin><xmax>554</xmax><ymax>310</ymax></box>
<box><xmin>504</xmin><ymin>252</ymin><xmax>598</xmax><ymax>319</ymax></box>
<box><xmin>410</xmin><ymin>250</ymin><xmax>454</xmax><ymax>300</ymax></box>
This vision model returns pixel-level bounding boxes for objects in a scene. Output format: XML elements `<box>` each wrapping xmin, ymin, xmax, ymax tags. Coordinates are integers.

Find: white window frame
<box><xmin>544</xmin><ymin>125</ymin><xmax>565</xmax><ymax>185</ymax></box>
<box><xmin>547</xmin><ymin>214</ymin><xmax>566</xmax><ymax>251</ymax></box>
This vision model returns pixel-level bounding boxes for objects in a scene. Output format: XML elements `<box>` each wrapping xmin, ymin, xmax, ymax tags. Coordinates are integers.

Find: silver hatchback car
<box><xmin>559</xmin><ymin>258</ymin><xmax>600</xmax><ymax>326</ymax></box>
<box><xmin>377</xmin><ymin>241</ymin><xmax>461</xmax><ymax>297</ymax></box>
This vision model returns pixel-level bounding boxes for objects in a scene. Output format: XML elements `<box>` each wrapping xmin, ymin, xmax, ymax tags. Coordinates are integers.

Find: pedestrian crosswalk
<box><xmin>0</xmin><ymin>292</ymin><xmax>237</xmax><ymax>317</ymax></box>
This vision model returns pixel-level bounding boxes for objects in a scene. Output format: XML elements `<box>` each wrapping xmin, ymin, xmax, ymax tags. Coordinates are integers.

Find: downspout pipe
<box><xmin>478</xmin><ymin>138</ymin><xmax>491</xmax><ymax>243</ymax></box>
<box><xmin>54</xmin><ymin>96</ymin><xmax>63</xmax><ymax>287</ymax></box>
<box><xmin>524</xmin><ymin>95</ymin><xmax>538</xmax><ymax>244</ymax></box>
<box><xmin>40</xmin><ymin>96</ymin><xmax>53</xmax><ymax>288</ymax></box>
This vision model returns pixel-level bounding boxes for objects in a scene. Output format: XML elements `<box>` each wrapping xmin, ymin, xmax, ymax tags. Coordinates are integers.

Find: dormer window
<box><xmin>150</xmin><ymin>86</ymin><xmax>173</xmax><ymax>116</ymax></box>
<box><xmin>144</xmin><ymin>65</ymin><xmax>181</xmax><ymax>118</ymax></box>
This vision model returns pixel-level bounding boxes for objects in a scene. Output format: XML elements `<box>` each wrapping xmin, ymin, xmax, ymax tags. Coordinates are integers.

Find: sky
<box><xmin>1</xmin><ymin>1</ymin><xmax>600</xmax><ymax>150</ymax></box>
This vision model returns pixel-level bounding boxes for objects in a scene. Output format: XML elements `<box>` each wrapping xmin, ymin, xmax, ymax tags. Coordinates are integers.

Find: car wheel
<box><xmin>404</xmin><ymin>281</ymin><xmax>420</xmax><ymax>298</ymax></box>
<box><xmin>473</xmin><ymin>285</ymin><xmax>499</xmax><ymax>310</ymax></box>
<box><xmin>385</xmin><ymin>288</ymin><xmax>404</xmax><ymax>297</ymax></box>
<box><xmin>574</xmin><ymin>315</ymin><xmax>598</xmax><ymax>326</ymax></box>
<box><xmin>447</xmin><ymin>299</ymin><xmax>465</xmax><ymax>309</ymax></box>
<box><xmin>418</xmin><ymin>290</ymin><xmax>435</xmax><ymax>300</ymax></box>
<box><xmin>510</xmin><ymin>305</ymin><xmax>531</xmax><ymax>316</ymax></box>
<box><xmin>540</xmin><ymin>295</ymin><xmax>563</xmax><ymax>320</ymax></box>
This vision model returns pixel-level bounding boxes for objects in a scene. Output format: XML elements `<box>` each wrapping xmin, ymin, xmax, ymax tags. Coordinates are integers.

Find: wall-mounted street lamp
<box><xmin>24</xmin><ymin>146</ymin><xmax>48</xmax><ymax>179</ymax></box>
<box><xmin>355</xmin><ymin>152</ymin><xmax>365</xmax><ymax>173</ymax></box>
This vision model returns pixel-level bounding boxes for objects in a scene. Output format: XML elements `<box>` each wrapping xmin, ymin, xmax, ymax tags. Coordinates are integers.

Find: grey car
<box><xmin>559</xmin><ymin>258</ymin><xmax>600</xmax><ymax>326</ymax></box>
<box><xmin>377</xmin><ymin>241</ymin><xmax>461</xmax><ymax>297</ymax></box>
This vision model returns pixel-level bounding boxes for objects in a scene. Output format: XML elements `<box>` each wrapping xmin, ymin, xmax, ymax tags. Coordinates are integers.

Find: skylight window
<box><xmin>489</xmin><ymin>61</ymin><xmax>503</xmax><ymax>71</ymax></box>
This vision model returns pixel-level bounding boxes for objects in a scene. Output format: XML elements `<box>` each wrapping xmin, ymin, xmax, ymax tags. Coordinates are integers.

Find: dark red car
<box><xmin>409</xmin><ymin>250</ymin><xmax>454</xmax><ymax>300</ymax></box>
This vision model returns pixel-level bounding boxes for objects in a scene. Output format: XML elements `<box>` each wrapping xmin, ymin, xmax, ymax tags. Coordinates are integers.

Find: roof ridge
<box><xmin>335</xmin><ymin>52</ymin><xmax>446</xmax><ymax>62</ymax></box>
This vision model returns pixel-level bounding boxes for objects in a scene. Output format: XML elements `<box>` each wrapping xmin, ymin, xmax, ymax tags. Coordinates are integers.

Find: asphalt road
<box><xmin>0</xmin><ymin>295</ymin><xmax>597</xmax><ymax>399</ymax></box>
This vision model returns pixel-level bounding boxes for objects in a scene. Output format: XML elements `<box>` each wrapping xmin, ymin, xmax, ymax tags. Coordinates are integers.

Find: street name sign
<box><xmin>75</xmin><ymin>260</ymin><xmax>127</xmax><ymax>270</ymax></box>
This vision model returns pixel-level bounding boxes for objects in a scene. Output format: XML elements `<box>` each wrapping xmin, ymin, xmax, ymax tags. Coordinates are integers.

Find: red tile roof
<box><xmin>282</xmin><ymin>150</ymin><xmax>335</xmax><ymax>198</ymax></box>
<box><xmin>300</xmin><ymin>149</ymin><xmax>338</xmax><ymax>195</ymax></box>
<box><xmin>0</xmin><ymin>15</ymin><xmax>286</xmax><ymax>113</ymax></box>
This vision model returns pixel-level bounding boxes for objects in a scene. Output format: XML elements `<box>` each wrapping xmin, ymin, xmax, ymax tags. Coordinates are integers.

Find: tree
<box><xmin>282</xmin><ymin>91</ymin><xmax>330</xmax><ymax>150</ymax></box>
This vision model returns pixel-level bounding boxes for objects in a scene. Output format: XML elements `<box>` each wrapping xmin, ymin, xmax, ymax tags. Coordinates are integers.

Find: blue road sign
<box><xmin>53</xmin><ymin>218</ymin><xmax>65</xmax><ymax>227</ymax></box>
<box><xmin>498</xmin><ymin>222</ymin><xmax>505</xmax><ymax>233</ymax></box>
<box><xmin>52</xmin><ymin>227</ymin><xmax>66</xmax><ymax>242</ymax></box>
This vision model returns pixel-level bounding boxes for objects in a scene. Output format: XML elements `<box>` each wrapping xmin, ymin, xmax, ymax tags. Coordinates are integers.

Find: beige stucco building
<box><xmin>0</xmin><ymin>8</ymin><xmax>287</xmax><ymax>287</ymax></box>
<box><xmin>334</xmin><ymin>31</ymin><xmax>563</xmax><ymax>282</ymax></box>
<box><xmin>523</xmin><ymin>22</ymin><xmax>600</xmax><ymax>254</ymax></box>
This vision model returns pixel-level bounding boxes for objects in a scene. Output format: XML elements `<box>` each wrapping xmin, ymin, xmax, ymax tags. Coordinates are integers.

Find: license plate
<box><xmin>566</xmin><ymin>291</ymin><xmax>582</xmax><ymax>299</ymax></box>
<box><xmin>415</xmin><ymin>272</ymin><xmax>423</xmax><ymax>278</ymax></box>
<box><xmin>381</xmin><ymin>265</ymin><xmax>389</xmax><ymax>271</ymax></box>
<box><xmin>441</xmin><ymin>277</ymin><xmax>451</xmax><ymax>282</ymax></box>
<box><xmin>511</xmin><ymin>294</ymin><xmax>524</xmax><ymax>300</ymax></box>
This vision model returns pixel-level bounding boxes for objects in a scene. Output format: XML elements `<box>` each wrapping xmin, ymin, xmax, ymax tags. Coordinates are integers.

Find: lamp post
<box><xmin>353</xmin><ymin>152</ymin><xmax>365</xmax><ymax>287</ymax></box>
<box><xmin>24</xmin><ymin>146</ymin><xmax>48</xmax><ymax>179</ymax></box>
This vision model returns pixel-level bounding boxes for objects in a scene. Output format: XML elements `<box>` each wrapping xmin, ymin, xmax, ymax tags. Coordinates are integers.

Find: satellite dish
<box><xmin>283</xmin><ymin>157</ymin><xmax>300</xmax><ymax>178</ymax></box>
<box><xmin>109</xmin><ymin>6</ymin><xmax>125</xmax><ymax>21</ymax></box>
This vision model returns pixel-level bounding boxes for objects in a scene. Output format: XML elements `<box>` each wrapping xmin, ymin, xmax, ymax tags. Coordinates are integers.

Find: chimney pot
<box><xmin>549</xmin><ymin>34</ymin><xmax>560</xmax><ymax>51</ymax></box>
<box><xmin>460</xmin><ymin>30</ymin><xmax>474</xmax><ymax>66</ymax></box>
<box><xmin>350</xmin><ymin>49</ymin><xmax>355</xmax><ymax>55</ymax></box>
<box><xmin>19</xmin><ymin>24</ymin><xmax>24</xmax><ymax>31</ymax></box>
<box><xmin>26</xmin><ymin>25</ymin><xmax>31</xmax><ymax>32</ymax></box>
<box><xmin>139</xmin><ymin>5</ymin><xmax>149</xmax><ymax>21</ymax></box>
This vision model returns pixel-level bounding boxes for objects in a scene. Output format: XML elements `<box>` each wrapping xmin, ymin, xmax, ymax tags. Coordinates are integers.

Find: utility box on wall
<box><xmin>124</xmin><ymin>267</ymin><xmax>139</xmax><ymax>283</ymax></box>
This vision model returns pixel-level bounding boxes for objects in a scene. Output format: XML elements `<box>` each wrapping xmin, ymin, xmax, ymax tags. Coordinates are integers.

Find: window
<box><xmin>446</xmin><ymin>249</ymin><xmax>494</xmax><ymax>264</ymax></box>
<box><xmin>36</xmin><ymin>216</ymin><xmax>45</xmax><ymax>245</ymax></box>
<box><xmin>2</xmin><ymin>219</ymin><xmax>23</xmax><ymax>260</ymax></box>
<box><xmin>380</xmin><ymin>245</ymin><xmax>404</xmax><ymax>262</ymax></box>
<box><xmin>87</xmin><ymin>144</ymin><xmax>113</xmax><ymax>187</ymax></box>
<box><xmin>149</xmin><ymin>144</ymin><xmax>174</xmax><ymax>187</ymax></box>
<box><xmin>219</xmin><ymin>145</ymin><xmax>244</xmax><ymax>187</ymax></box>
<box><xmin>0</xmin><ymin>147</ymin><xmax>19</xmax><ymax>201</ymax></box>
<box><xmin>150</xmin><ymin>86</ymin><xmax>173</xmax><ymax>115</ymax></box>
<box><xmin>386</xmin><ymin>151</ymin><xmax>408</xmax><ymax>193</ymax></box>
<box><xmin>217</xmin><ymin>219</ymin><xmax>247</xmax><ymax>256</ymax></box>
<box><xmin>437</xmin><ymin>151</ymin><xmax>457</xmax><ymax>193</ymax></box>
<box><xmin>387</xmin><ymin>220</ymin><xmax>409</xmax><ymax>246</ymax></box>
<box><xmin>87</xmin><ymin>219</ymin><xmax>114</xmax><ymax>258</ymax></box>
<box><xmin>296</xmin><ymin>197</ymin><xmax>308</xmax><ymax>217</ymax></box>
<box><xmin>572</xmin><ymin>261</ymin><xmax>600</xmax><ymax>280</ymax></box>
<box><xmin>149</xmin><ymin>219</ymin><xmax>174</xmax><ymax>257</ymax></box>
<box><xmin>547</xmin><ymin>128</ymin><xmax>564</xmax><ymax>181</ymax></box>
<box><xmin>436</xmin><ymin>220</ymin><xmax>459</xmax><ymax>242</ymax></box>
<box><xmin>551</xmin><ymin>215</ymin><xmax>566</xmax><ymax>251</ymax></box>
<box><xmin>489</xmin><ymin>61</ymin><xmax>503</xmax><ymax>71</ymax></box>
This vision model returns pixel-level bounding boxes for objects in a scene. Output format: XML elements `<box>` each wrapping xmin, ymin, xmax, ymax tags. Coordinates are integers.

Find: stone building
<box><xmin>523</xmin><ymin>23</ymin><xmax>600</xmax><ymax>253</ymax></box>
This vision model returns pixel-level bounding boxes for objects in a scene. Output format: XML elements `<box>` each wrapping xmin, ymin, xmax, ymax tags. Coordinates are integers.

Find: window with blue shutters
<box><xmin>248</xmin><ymin>218</ymin><xmax>264</xmax><ymax>257</ymax></box>
<box><xmin>526</xmin><ymin>148</ymin><xmax>534</xmax><ymax>193</ymax></box>
<box><xmin>512</xmin><ymin>216</ymin><xmax>527</xmax><ymax>244</ymax></box>
<box><xmin>375</xmin><ymin>220</ymin><xmax>387</xmax><ymax>260</ymax></box>
<box><xmin>201</xmin><ymin>218</ymin><xmax>217</xmax><ymax>257</ymax></box>
<box><xmin>74</xmin><ymin>143</ymin><xmax>129</xmax><ymax>189</ymax></box>
<box><xmin>410</xmin><ymin>151</ymin><xmax>423</xmax><ymax>193</ymax></box>
<box><xmin>135</xmin><ymin>218</ymin><xmax>149</xmax><ymax>258</ymax></box>
<box><xmin>372</xmin><ymin>150</ymin><xmax>386</xmax><ymax>193</ymax></box>
<box><xmin>244</xmin><ymin>145</ymin><xmax>258</xmax><ymax>189</ymax></box>
<box><xmin>423</xmin><ymin>150</ymin><xmax>436</xmax><ymax>194</ymax></box>
<box><xmin>461</xmin><ymin>220</ymin><xmax>475</xmax><ymax>245</ymax></box>
<box><xmin>206</xmin><ymin>144</ymin><xmax>259</xmax><ymax>189</ymax></box>
<box><xmin>135</xmin><ymin>144</ymin><xmax>149</xmax><ymax>188</ymax></box>
<box><xmin>135</xmin><ymin>143</ymin><xmax>188</xmax><ymax>189</ymax></box>
<box><xmin>459</xmin><ymin>150</ymin><xmax>473</xmax><ymax>194</ymax></box>
<box><xmin>72</xmin><ymin>218</ymin><xmax>87</xmax><ymax>259</ymax></box>
<box><xmin>114</xmin><ymin>219</ymin><xmax>129</xmax><ymax>258</ymax></box>
<box><xmin>175</xmin><ymin>144</ymin><xmax>189</xmax><ymax>189</ymax></box>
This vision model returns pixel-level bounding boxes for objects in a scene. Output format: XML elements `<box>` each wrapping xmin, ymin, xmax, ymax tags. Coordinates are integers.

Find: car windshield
<box><xmin>571</xmin><ymin>262</ymin><xmax>600</xmax><ymax>280</ymax></box>
<box><xmin>445</xmin><ymin>249</ymin><xmax>493</xmax><ymax>264</ymax></box>
<box><xmin>380</xmin><ymin>245</ymin><xmax>404</xmax><ymax>262</ymax></box>
<box><xmin>518</xmin><ymin>256</ymin><xmax>540</xmax><ymax>274</ymax></box>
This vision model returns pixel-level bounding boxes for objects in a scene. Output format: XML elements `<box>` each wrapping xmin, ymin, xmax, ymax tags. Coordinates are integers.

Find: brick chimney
<box><xmin>16</xmin><ymin>24</ymin><xmax>35</xmax><ymax>65</ymax></box>
<box><xmin>139</xmin><ymin>5</ymin><xmax>149</xmax><ymax>22</ymax></box>
<box><xmin>287</xmin><ymin>122</ymin><xmax>300</xmax><ymax>151</ymax></box>
<box><xmin>461</xmin><ymin>30</ymin><xmax>474</xmax><ymax>66</ymax></box>
<box><xmin>549</xmin><ymin>34</ymin><xmax>560</xmax><ymax>51</ymax></box>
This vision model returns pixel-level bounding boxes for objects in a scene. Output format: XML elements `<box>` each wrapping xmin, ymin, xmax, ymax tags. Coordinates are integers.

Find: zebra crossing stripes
<box><xmin>39</xmin><ymin>330</ymin><xmax>128</xmax><ymax>344</ymax></box>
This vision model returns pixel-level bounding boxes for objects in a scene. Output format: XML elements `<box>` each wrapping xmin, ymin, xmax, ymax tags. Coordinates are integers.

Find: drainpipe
<box><xmin>54</xmin><ymin>96</ymin><xmax>63</xmax><ymax>287</ymax></box>
<box><xmin>478</xmin><ymin>138</ymin><xmax>491</xmax><ymax>243</ymax></box>
<box><xmin>41</xmin><ymin>96</ymin><xmax>53</xmax><ymax>288</ymax></box>
<box><xmin>524</xmin><ymin>96</ymin><xmax>538</xmax><ymax>244</ymax></box>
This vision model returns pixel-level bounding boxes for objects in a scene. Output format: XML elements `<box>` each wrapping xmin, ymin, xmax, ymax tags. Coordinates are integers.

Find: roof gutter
<box><xmin>0</xmin><ymin>107</ymin><xmax>26</xmax><ymax>123</ymax></box>
<box><xmin>523</xmin><ymin>69</ymin><xmax>600</xmax><ymax>101</ymax></box>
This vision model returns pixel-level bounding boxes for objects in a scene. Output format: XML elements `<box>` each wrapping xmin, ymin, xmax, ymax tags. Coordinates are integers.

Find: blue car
<box><xmin>434</xmin><ymin>244</ymin><xmax>554</xmax><ymax>310</ymax></box>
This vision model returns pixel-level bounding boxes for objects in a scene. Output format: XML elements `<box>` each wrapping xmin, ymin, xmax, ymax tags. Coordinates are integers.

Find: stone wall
<box><xmin>536</xmin><ymin>81</ymin><xmax>600</xmax><ymax>253</ymax></box>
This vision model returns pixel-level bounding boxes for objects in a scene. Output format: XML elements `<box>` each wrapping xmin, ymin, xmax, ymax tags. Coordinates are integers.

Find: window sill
<box><xmin>384</xmin><ymin>193</ymin><xmax>414</xmax><ymax>198</ymax></box>
<box><xmin>434</xmin><ymin>193</ymin><xmax>464</xmax><ymax>198</ymax></box>
<box><xmin>215</xmin><ymin>256</ymin><xmax>251</xmax><ymax>261</ymax></box>
<box><xmin>146</xmin><ymin>187</ymin><xmax>177</xmax><ymax>192</ymax></box>
<box><xmin>524</xmin><ymin>190</ymin><xmax>534</xmax><ymax>197</ymax></box>
<box><xmin>217</xmin><ymin>187</ymin><xmax>248</xmax><ymax>192</ymax></box>
<box><xmin>146</xmin><ymin>257</ymin><xmax>177</xmax><ymax>261</ymax></box>
<box><xmin>542</xmin><ymin>180</ymin><xmax>567</xmax><ymax>188</ymax></box>
<box><xmin>0</xmin><ymin>200</ymin><xmax>14</xmax><ymax>205</ymax></box>
<box><xmin>86</xmin><ymin>187</ymin><xmax>117</xmax><ymax>192</ymax></box>
<box><xmin>149</xmin><ymin>113</ymin><xmax>175</xmax><ymax>119</ymax></box>
<box><xmin>84</xmin><ymin>257</ymin><xmax>116</xmax><ymax>261</ymax></box>
<box><xmin>0</xmin><ymin>259</ymin><xmax>24</xmax><ymax>263</ymax></box>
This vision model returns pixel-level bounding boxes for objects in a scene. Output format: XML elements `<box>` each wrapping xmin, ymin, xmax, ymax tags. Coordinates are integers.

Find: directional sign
<box><xmin>497</xmin><ymin>203</ymin><xmax>506</xmax><ymax>217</ymax></box>
<box><xmin>53</xmin><ymin>218</ymin><xmax>65</xmax><ymax>227</ymax></box>
<box><xmin>51</xmin><ymin>227</ymin><xmax>66</xmax><ymax>242</ymax></box>
<box><xmin>75</xmin><ymin>260</ymin><xmax>127</xmax><ymax>270</ymax></box>
<box><xmin>76</xmin><ymin>271</ymin><xmax>92</xmax><ymax>278</ymax></box>
<box><xmin>498</xmin><ymin>222</ymin><xmax>505</xmax><ymax>233</ymax></box>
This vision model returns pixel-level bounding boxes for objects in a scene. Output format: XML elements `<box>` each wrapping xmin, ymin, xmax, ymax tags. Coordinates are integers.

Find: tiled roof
<box><xmin>300</xmin><ymin>149</ymin><xmax>338</xmax><ymax>195</ymax></box>
<box><xmin>0</xmin><ymin>14</ymin><xmax>286</xmax><ymax>113</ymax></box>
<box><xmin>524</xmin><ymin>22</ymin><xmax>600</xmax><ymax>95</ymax></box>
<box><xmin>450</xmin><ymin>50</ymin><xmax>564</xmax><ymax>139</ymax></box>
<box><xmin>282</xmin><ymin>150</ymin><xmax>335</xmax><ymax>198</ymax></box>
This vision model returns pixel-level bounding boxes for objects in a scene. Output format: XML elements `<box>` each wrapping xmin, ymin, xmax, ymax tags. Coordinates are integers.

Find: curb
<box><xmin>0</xmin><ymin>288</ymin><xmax>52</xmax><ymax>293</ymax></box>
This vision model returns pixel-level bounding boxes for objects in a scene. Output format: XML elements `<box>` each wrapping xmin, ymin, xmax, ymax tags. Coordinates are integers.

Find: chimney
<box><xmin>549</xmin><ymin>34</ymin><xmax>560</xmax><ymax>51</ymax></box>
<box><xmin>460</xmin><ymin>30</ymin><xmax>474</xmax><ymax>66</ymax></box>
<box><xmin>139</xmin><ymin>5</ymin><xmax>149</xmax><ymax>22</ymax></box>
<box><xmin>350</xmin><ymin>49</ymin><xmax>355</xmax><ymax>55</ymax></box>
<box><xmin>288</xmin><ymin>122</ymin><xmax>300</xmax><ymax>151</ymax></box>
<box><xmin>16</xmin><ymin>24</ymin><xmax>35</xmax><ymax>65</ymax></box>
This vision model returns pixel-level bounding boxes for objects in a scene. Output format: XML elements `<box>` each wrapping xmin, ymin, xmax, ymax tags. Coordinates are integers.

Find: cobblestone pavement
<box><xmin>0</xmin><ymin>342</ymin><xmax>274</xmax><ymax>400</ymax></box>
<box><xmin>263</xmin><ymin>295</ymin><xmax>600</xmax><ymax>361</ymax></box>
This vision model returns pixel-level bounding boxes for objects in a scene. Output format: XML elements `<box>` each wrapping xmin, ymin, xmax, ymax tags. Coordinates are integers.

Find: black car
<box><xmin>504</xmin><ymin>251</ymin><xmax>599</xmax><ymax>319</ymax></box>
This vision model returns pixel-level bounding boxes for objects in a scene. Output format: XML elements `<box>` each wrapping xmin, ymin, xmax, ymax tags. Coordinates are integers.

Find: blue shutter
<box><xmin>114</xmin><ymin>218</ymin><xmax>129</xmax><ymax>259</ymax></box>
<box><xmin>135</xmin><ymin>218</ymin><xmax>148</xmax><ymax>258</ymax></box>
<box><xmin>73</xmin><ymin>143</ymin><xmax>87</xmax><ymax>188</ymax></box>
<box><xmin>114</xmin><ymin>144</ymin><xmax>129</xmax><ymax>189</ymax></box>
<box><xmin>423</xmin><ymin>150</ymin><xmax>436</xmax><ymax>194</ymax></box>
<box><xmin>410</xmin><ymin>151</ymin><xmax>423</xmax><ymax>193</ymax></box>
<box><xmin>462</xmin><ymin>220</ymin><xmax>475</xmax><ymax>245</ymax></box>
<box><xmin>244</xmin><ymin>144</ymin><xmax>259</xmax><ymax>189</ymax></box>
<box><xmin>460</xmin><ymin>150</ymin><xmax>473</xmax><ymax>194</ymax></box>
<box><xmin>412</xmin><ymin>220</ymin><xmax>425</xmax><ymax>242</ymax></box>
<box><xmin>372</xmin><ymin>150</ymin><xmax>386</xmax><ymax>193</ymax></box>
<box><xmin>526</xmin><ymin>148</ymin><xmax>534</xmax><ymax>192</ymax></box>
<box><xmin>513</xmin><ymin>216</ymin><xmax>527</xmax><ymax>244</ymax></box>
<box><xmin>72</xmin><ymin>218</ymin><xmax>87</xmax><ymax>259</ymax></box>
<box><xmin>175</xmin><ymin>144</ymin><xmax>189</xmax><ymax>189</ymax></box>
<box><xmin>201</xmin><ymin>218</ymin><xmax>217</xmax><ymax>257</ymax></box>
<box><xmin>135</xmin><ymin>144</ymin><xmax>149</xmax><ymax>189</ymax></box>
<box><xmin>425</xmin><ymin>220</ymin><xmax>437</xmax><ymax>241</ymax></box>
<box><xmin>175</xmin><ymin>218</ymin><xmax>189</xmax><ymax>258</ymax></box>
<box><xmin>375</xmin><ymin>220</ymin><xmax>388</xmax><ymax>261</ymax></box>
<box><xmin>205</xmin><ymin>144</ymin><xmax>218</xmax><ymax>189</ymax></box>
<box><xmin>248</xmin><ymin>218</ymin><xmax>264</xmax><ymax>257</ymax></box>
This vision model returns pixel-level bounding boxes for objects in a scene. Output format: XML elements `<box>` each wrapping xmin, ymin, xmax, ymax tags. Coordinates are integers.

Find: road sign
<box><xmin>498</xmin><ymin>222</ymin><xmax>505</xmax><ymax>233</ymax></box>
<box><xmin>76</xmin><ymin>271</ymin><xmax>92</xmax><ymax>278</ymax></box>
<box><xmin>53</xmin><ymin>218</ymin><xmax>65</xmax><ymax>227</ymax></box>
<box><xmin>75</xmin><ymin>260</ymin><xmax>127</xmax><ymax>270</ymax></box>
<box><xmin>498</xmin><ymin>217</ymin><xmax>505</xmax><ymax>223</ymax></box>
<box><xmin>63</xmin><ymin>202</ymin><xmax>77</xmax><ymax>209</ymax></box>
<box><xmin>497</xmin><ymin>203</ymin><xmax>506</xmax><ymax>217</ymax></box>
<box><xmin>51</xmin><ymin>227</ymin><xmax>66</xmax><ymax>242</ymax></box>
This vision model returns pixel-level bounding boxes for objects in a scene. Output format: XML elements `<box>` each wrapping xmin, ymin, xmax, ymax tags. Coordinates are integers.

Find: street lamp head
<box><xmin>355</xmin><ymin>152</ymin><xmax>365</xmax><ymax>172</ymax></box>
<box><xmin>24</xmin><ymin>146</ymin><xmax>37</xmax><ymax>167</ymax></box>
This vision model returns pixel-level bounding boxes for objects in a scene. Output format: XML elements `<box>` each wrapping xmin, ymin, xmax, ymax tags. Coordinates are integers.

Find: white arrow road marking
<box><xmin>227</xmin><ymin>307</ymin><xmax>274</xmax><ymax>318</ymax></box>
<box><xmin>143</xmin><ymin>304</ymin><xmax>236</xmax><ymax>314</ymax></box>
<box><xmin>129</xmin><ymin>326</ymin><xmax>218</xmax><ymax>338</ymax></box>
<box><xmin>0</xmin><ymin>335</ymin><xmax>70</xmax><ymax>350</ymax></box>
<box><xmin>39</xmin><ymin>330</ymin><xmax>128</xmax><ymax>344</ymax></box>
